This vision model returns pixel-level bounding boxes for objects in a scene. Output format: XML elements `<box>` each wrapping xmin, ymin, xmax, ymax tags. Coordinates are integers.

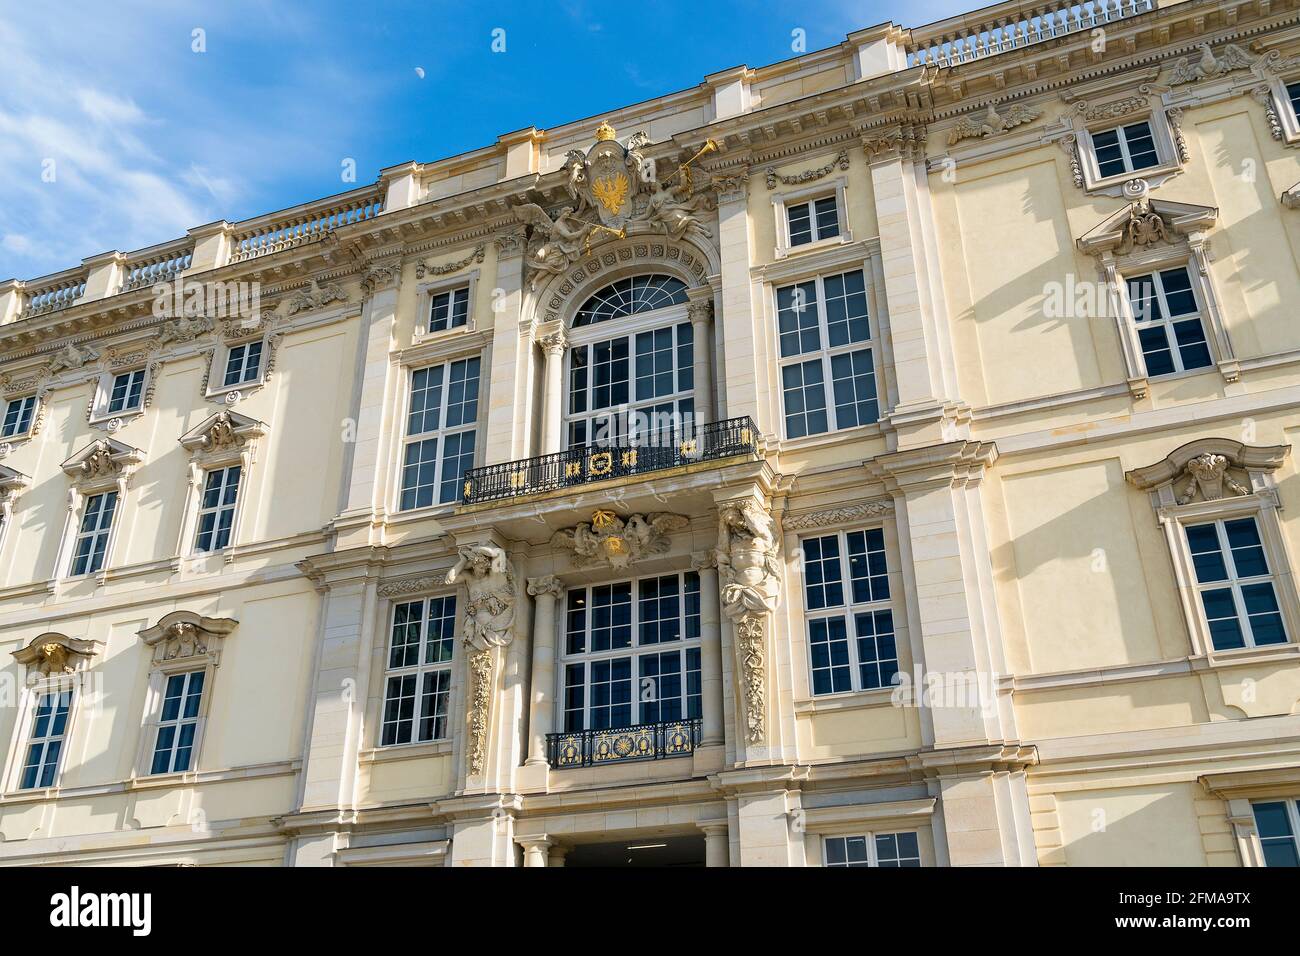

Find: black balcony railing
<box><xmin>546</xmin><ymin>717</ymin><xmax>702</xmax><ymax>769</ymax></box>
<box><xmin>460</xmin><ymin>416</ymin><xmax>758</xmax><ymax>505</ymax></box>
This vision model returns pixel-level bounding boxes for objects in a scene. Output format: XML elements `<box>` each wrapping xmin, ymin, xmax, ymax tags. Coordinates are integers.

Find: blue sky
<box><xmin>0</xmin><ymin>0</ymin><xmax>970</xmax><ymax>281</ymax></box>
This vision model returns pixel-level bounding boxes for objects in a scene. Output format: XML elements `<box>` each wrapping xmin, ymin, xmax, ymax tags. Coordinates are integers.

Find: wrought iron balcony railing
<box><xmin>547</xmin><ymin>717</ymin><xmax>702</xmax><ymax>769</ymax></box>
<box><xmin>461</xmin><ymin>416</ymin><xmax>758</xmax><ymax>504</ymax></box>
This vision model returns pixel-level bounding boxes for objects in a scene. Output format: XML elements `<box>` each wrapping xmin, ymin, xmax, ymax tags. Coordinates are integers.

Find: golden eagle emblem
<box><xmin>591</xmin><ymin>173</ymin><xmax>630</xmax><ymax>215</ymax></box>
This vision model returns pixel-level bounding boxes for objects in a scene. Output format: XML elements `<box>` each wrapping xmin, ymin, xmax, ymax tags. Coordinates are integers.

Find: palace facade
<box><xmin>2</xmin><ymin>0</ymin><xmax>1300</xmax><ymax>867</ymax></box>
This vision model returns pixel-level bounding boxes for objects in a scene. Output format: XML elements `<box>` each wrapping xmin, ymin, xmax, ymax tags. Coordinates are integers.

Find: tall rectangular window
<box><xmin>1126</xmin><ymin>266</ymin><xmax>1212</xmax><ymax>376</ymax></box>
<box><xmin>1252</xmin><ymin>800</ymin><xmax>1300</xmax><ymax>867</ymax></box>
<box><xmin>1185</xmin><ymin>516</ymin><xmax>1288</xmax><ymax>650</ymax></box>
<box><xmin>1092</xmin><ymin>120</ymin><xmax>1159</xmax><ymax>178</ymax></box>
<box><xmin>1287</xmin><ymin>81</ymin><xmax>1300</xmax><ymax>121</ymax></box>
<box><xmin>150</xmin><ymin>671</ymin><xmax>205</xmax><ymax>774</ymax></box>
<box><xmin>106</xmin><ymin>369</ymin><xmax>146</xmax><ymax>414</ymax></box>
<box><xmin>223</xmin><ymin>341</ymin><xmax>263</xmax><ymax>387</ymax></box>
<box><xmin>1</xmin><ymin>395</ymin><xmax>36</xmax><ymax>438</ymax></box>
<box><xmin>802</xmin><ymin>528</ymin><xmax>898</xmax><ymax>696</ymax></box>
<box><xmin>561</xmin><ymin>572</ymin><xmax>701</xmax><ymax>731</ymax></box>
<box><xmin>401</xmin><ymin>357</ymin><xmax>480</xmax><ymax>509</ymax></box>
<box><xmin>567</xmin><ymin>325</ymin><xmax>693</xmax><ymax>447</ymax></box>
<box><xmin>381</xmin><ymin>595</ymin><xmax>457</xmax><ymax>746</ymax></box>
<box><xmin>776</xmin><ymin>270</ymin><xmax>877</xmax><ymax>439</ymax></box>
<box><xmin>427</xmin><ymin>286</ymin><xmax>470</xmax><ymax>333</ymax></box>
<box><xmin>194</xmin><ymin>465</ymin><xmax>241</xmax><ymax>552</ymax></box>
<box><xmin>70</xmin><ymin>490</ymin><xmax>117</xmax><ymax>576</ymax></box>
<box><xmin>824</xmin><ymin>831</ymin><xmax>921</xmax><ymax>867</ymax></box>
<box><xmin>19</xmin><ymin>689</ymin><xmax>73</xmax><ymax>789</ymax></box>
<box><xmin>787</xmin><ymin>195</ymin><xmax>840</xmax><ymax>247</ymax></box>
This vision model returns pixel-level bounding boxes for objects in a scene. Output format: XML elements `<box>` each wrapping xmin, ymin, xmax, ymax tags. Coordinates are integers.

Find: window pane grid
<box><xmin>401</xmin><ymin>357</ymin><xmax>480</xmax><ymax>509</ymax></box>
<box><xmin>223</xmin><ymin>340</ymin><xmax>263</xmax><ymax>387</ymax></box>
<box><xmin>71</xmin><ymin>490</ymin><xmax>117</xmax><ymax>576</ymax></box>
<box><xmin>107</xmin><ymin>369</ymin><xmax>146</xmax><ymax>413</ymax></box>
<box><xmin>194</xmin><ymin>466</ymin><xmax>241</xmax><ymax>552</ymax></box>
<box><xmin>20</xmin><ymin>689</ymin><xmax>73</xmax><ymax>789</ymax></box>
<box><xmin>824</xmin><ymin>830</ymin><xmax>921</xmax><ymax>867</ymax></box>
<box><xmin>1185</xmin><ymin>516</ymin><xmax>1287</xmax><ymax>651</ymax></box>
<box><xmin>428</xmin><ymin>286</ymin><xmax>470</xmax><ymax>332</ymax></box>
<box><xmin>776</xmin><ymin>271</ymin><xmax>877</xmax><ymax>439</ymax></box>
<box><xmin>150</xmin><ymin>671</ymin><xmax>204</xmax><ymax>774</ymax></box>
<box><xmin>1126</xmin><ymin>267</ymin><xmax>1212</xmax><ymax>376</ymax></box>
<box><xmin>574</xmin><ymin>275</ymin><xmax>688</xmax><ymax>326</ymax></box>
<box><xmin>561</xmin><ymin>572</ymin><xmax>703</xmax><ymax>731</ymax></box>
<box><xmin>1252</xmin><ymin>800</ymin><xmax>1300</xmax><ymax>867</ymax></box>
<box><xmin>787</xmin><ymin>195</ymin><xmax>840</xmax><ymax>247</ymax></box>
<box><xmin>1093</xmin><ymin>120</ymin><xmax>1160</xmax><ymax>178</ymax></box>
<box><xmin>1</xmin><ymin>395</ymin><xmax>36</xmax><ymax>437</ymax></box>
<box><xmin>803</xmin><ymin>529</ymin><xmax>899</xmax><ymax>696</ymax></box>
<box><xmin>382</xmin><ymin>595</ymin><xmax>458</xmax><ymax>746</ymax></box>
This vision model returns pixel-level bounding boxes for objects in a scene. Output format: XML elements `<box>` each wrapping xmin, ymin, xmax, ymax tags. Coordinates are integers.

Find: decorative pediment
<box><xmin>1125</xmin><ymin>439</ymin><xmax>1290</xmax><ymax>506</ymax></box>
<box><xmin>13</xmin><ymin>633</ymin><xmax>96</xmax><ymax>677</ymax></box>
<box><xmin>179</xmin><ymin>410</ymin><xmax>264</xmax><ymax>461</ymax></box>
<box><xmin>60</xmin><ymin>437</ymin><xmax>144</xmax><ymax>490</ymax></box>
<box><xmin>1077</xmin><ymin>198</ymin><xmax>1218</xmax><ymax>257</ymax></box>
<box><xmin>551</xmin><ymin>510</ymin><xmax>688</xmax><ymax>569</ymax></box>
<box><xmin>0</xmin><ymin>463</ymin><xmax>28</xmax><ymax>505</ymax></box>
<box><xmin>139</xmin><ymin>610</ymin><xmax>237</xmax><ymax>665</ymax></box>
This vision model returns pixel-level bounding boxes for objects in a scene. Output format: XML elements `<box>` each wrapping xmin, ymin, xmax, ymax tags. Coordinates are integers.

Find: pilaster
<box><xmin>483</xmin><ymin>230</ymin><xmax>535</xmax><ymax>463</ymax></box>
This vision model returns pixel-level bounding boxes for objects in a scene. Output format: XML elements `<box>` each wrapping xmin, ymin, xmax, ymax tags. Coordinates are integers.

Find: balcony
<box><xmin>461</xmin><ymin>416</ymin><xmax>759</xmax><ymax>505</ymax></box>
<box><xmin>547</xmin><ymin>718</ymin><xmax>702</xmax><ymax>769</ymax></box>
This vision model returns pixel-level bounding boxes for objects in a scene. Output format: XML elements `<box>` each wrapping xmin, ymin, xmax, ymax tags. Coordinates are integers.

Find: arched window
<box><xmin>573</xmin><ymin>275</ymin><xmax>688</xmax><ymax>327</ymax></box>
<box><xmin>565</xmin><ymin>274</ymin><xmax>694</xmax><ymax>448</ymax></box>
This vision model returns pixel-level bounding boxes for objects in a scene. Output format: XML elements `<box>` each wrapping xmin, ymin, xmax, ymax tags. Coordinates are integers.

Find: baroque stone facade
<box><xmin>2</xmin><ymin>0</ymin><xmax>1300</xmax><ymax>868</ymax></box>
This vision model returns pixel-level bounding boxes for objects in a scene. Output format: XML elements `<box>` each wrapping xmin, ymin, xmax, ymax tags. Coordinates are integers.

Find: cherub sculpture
<box><xmin>645</xmin><ymin>179</ymin><xmax>713</xmax><ymax>242</ymax></box>
<box><xmin>444</xmin><ymin>543</ymin><xmax>516</xmax><ymax>651</ymax></box>
<box><xmin>513</xmin><ymin>203</ymin><xmax>594</xmax><ymax>287</ymax></box>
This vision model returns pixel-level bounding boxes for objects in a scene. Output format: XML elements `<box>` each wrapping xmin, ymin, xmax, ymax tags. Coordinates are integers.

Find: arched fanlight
<box><xmin>573</xmin><ymin>275</ymin><xmax>688</xmax><ymax>327</ymax></box>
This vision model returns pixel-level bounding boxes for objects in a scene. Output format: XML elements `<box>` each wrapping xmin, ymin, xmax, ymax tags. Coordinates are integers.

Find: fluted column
<box><xmin>686</xmin><ymin>290</ymin><xmax>716</xmax><ymax>425</ymax></box>
<box><xmin>699</xmin><ymin>822</ymin><xmax>729</xmax><ymax>867</ymax></box>
<box><xmin>526</xmin><ymin>575</ymin><xmax>564</xmax><ymax>766</ymax></box>
<box><xmin>693</xmin><ymin>551</ymin><xmax>724</xmax><ymax>747</ymax></box>
<box><xmin>538</xmin><ymin>327</ymin><xmax>567</xmax><ymax>455</ymax></box>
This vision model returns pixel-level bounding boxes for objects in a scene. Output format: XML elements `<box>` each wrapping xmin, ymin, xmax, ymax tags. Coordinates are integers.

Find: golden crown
<box><xmin>594</xmin><ymin>120</ymin><xmax>616</xmax><ymax>142</ymax></box>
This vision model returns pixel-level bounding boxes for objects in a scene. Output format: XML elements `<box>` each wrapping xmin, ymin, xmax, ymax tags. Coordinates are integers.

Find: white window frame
<box><xmin>772</xmin><ymin>176</ymin><xmax>851</xmax><ymax>259</ymax></box>
<box><xmin>1072</xmin><ymin>105</ymin><xmax>1183</xmax><ymax>195</ymax></box>
<box><xmin>0</xmin><ymin>394</ymin><xmax>37</xmax><ymax>440</ymax></box>
<box><xmin>1121</xmin><ymin>262</ymin><xmax>1215</xmax><ymax>378</ymax></box>
<box><xmin>1249</xmin><ymin>798</ymin><xmax>1300</xmax><ymax>867</ymax></box>
<box><xmin>397</xmin><ymin>354</ymin><xmax>483</xmax><ymax>511</ymax></box>
<box><xmin>796</xmin><ymin>524</ymin><xmax>907</xmax><ymax>699</ymax></box>
<box><xmin>773</xmin><ymin>268</ymin><xmax>882</xmax><ymax>441</ymax></box>
<box><xmin>90</xmin><ymin>366</ymin><xmax>149</xmax><ymax>424</ymax></box>
<box><xmin>54</xmin><ymin>443</ymin><xmax>136</xmax><ymax>583</ymax></box>
<box><xmin>563</xmin><ymin>298</ymin><xmax>696</xmax><ymax>450</ymax></box>
<box><xmin>415</xmin><ymin>270</ymin><xmax>479</xmax><ymax>342</ymax></box>
<box><xmin>1137</xmin><ymin>460</ymin><xmax>1300</xmax><ymax>661</ymax></box>
<box><xmin>1182</xmin><ymin>512</ymin><xmax>1291</xmax><ymax>652</ymax></box>
<box><xmin>205</xmin><ymin>333</ymin><xmax>271</xmax><ymax>401</ymax></box>
<box><xmin>68</xmin><ymin>488</ymin><xmax>119</xmax><ymax>577</ymax></box>
<box><xmin>557</xmin><ymin>570</ymin><xmax>704</xmax><ymax>733</ymax></box>
<box><xmin>378</xmin><ymin>592</ymin><xmax>458</xmax><ymax>748</ymax></box>
<box><xmin>191</xmin><ymin>464</ymin><xmax>243</xmax><ymax>554</ymax></box>
<box><xmin>135</xmin><ymin>660</ymin><xmax>217</xmax><ymax>779</ymax></box>
<box><xmin>822</xmin><ymin>830</ymin><xmax>923</xmax><ymax>867</ymax></box>
<box><xmin>147</xmin><ymin>669</ymin><xmax>206</xmax><ymax>775</ymax></box>
<box><xmin>1261</xmin><ymin>73</ymin><xmax>1300</xmax><ymax>146</ymax></box>
<box><xmin>797</xmin><ymin>798</ymin><xmax>938</xmax><ymax>867</ymax></box>
<box><xmin>3</xmin><ymin>677</ymin><xmax>80</xmax><ymax>793</ymax></box>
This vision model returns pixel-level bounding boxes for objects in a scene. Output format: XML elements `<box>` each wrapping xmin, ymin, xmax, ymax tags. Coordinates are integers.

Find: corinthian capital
<box><xmin>860</xmin><ymin>123</ymin><xmax>927</xmax><ymax>163</ymax></box>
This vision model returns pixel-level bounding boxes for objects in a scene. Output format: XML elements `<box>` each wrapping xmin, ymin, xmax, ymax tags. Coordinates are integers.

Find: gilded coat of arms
<box><xmin>563</xmin><ymin>121</ymin><xmax>652</xmax><ymax>228</ymax></box>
